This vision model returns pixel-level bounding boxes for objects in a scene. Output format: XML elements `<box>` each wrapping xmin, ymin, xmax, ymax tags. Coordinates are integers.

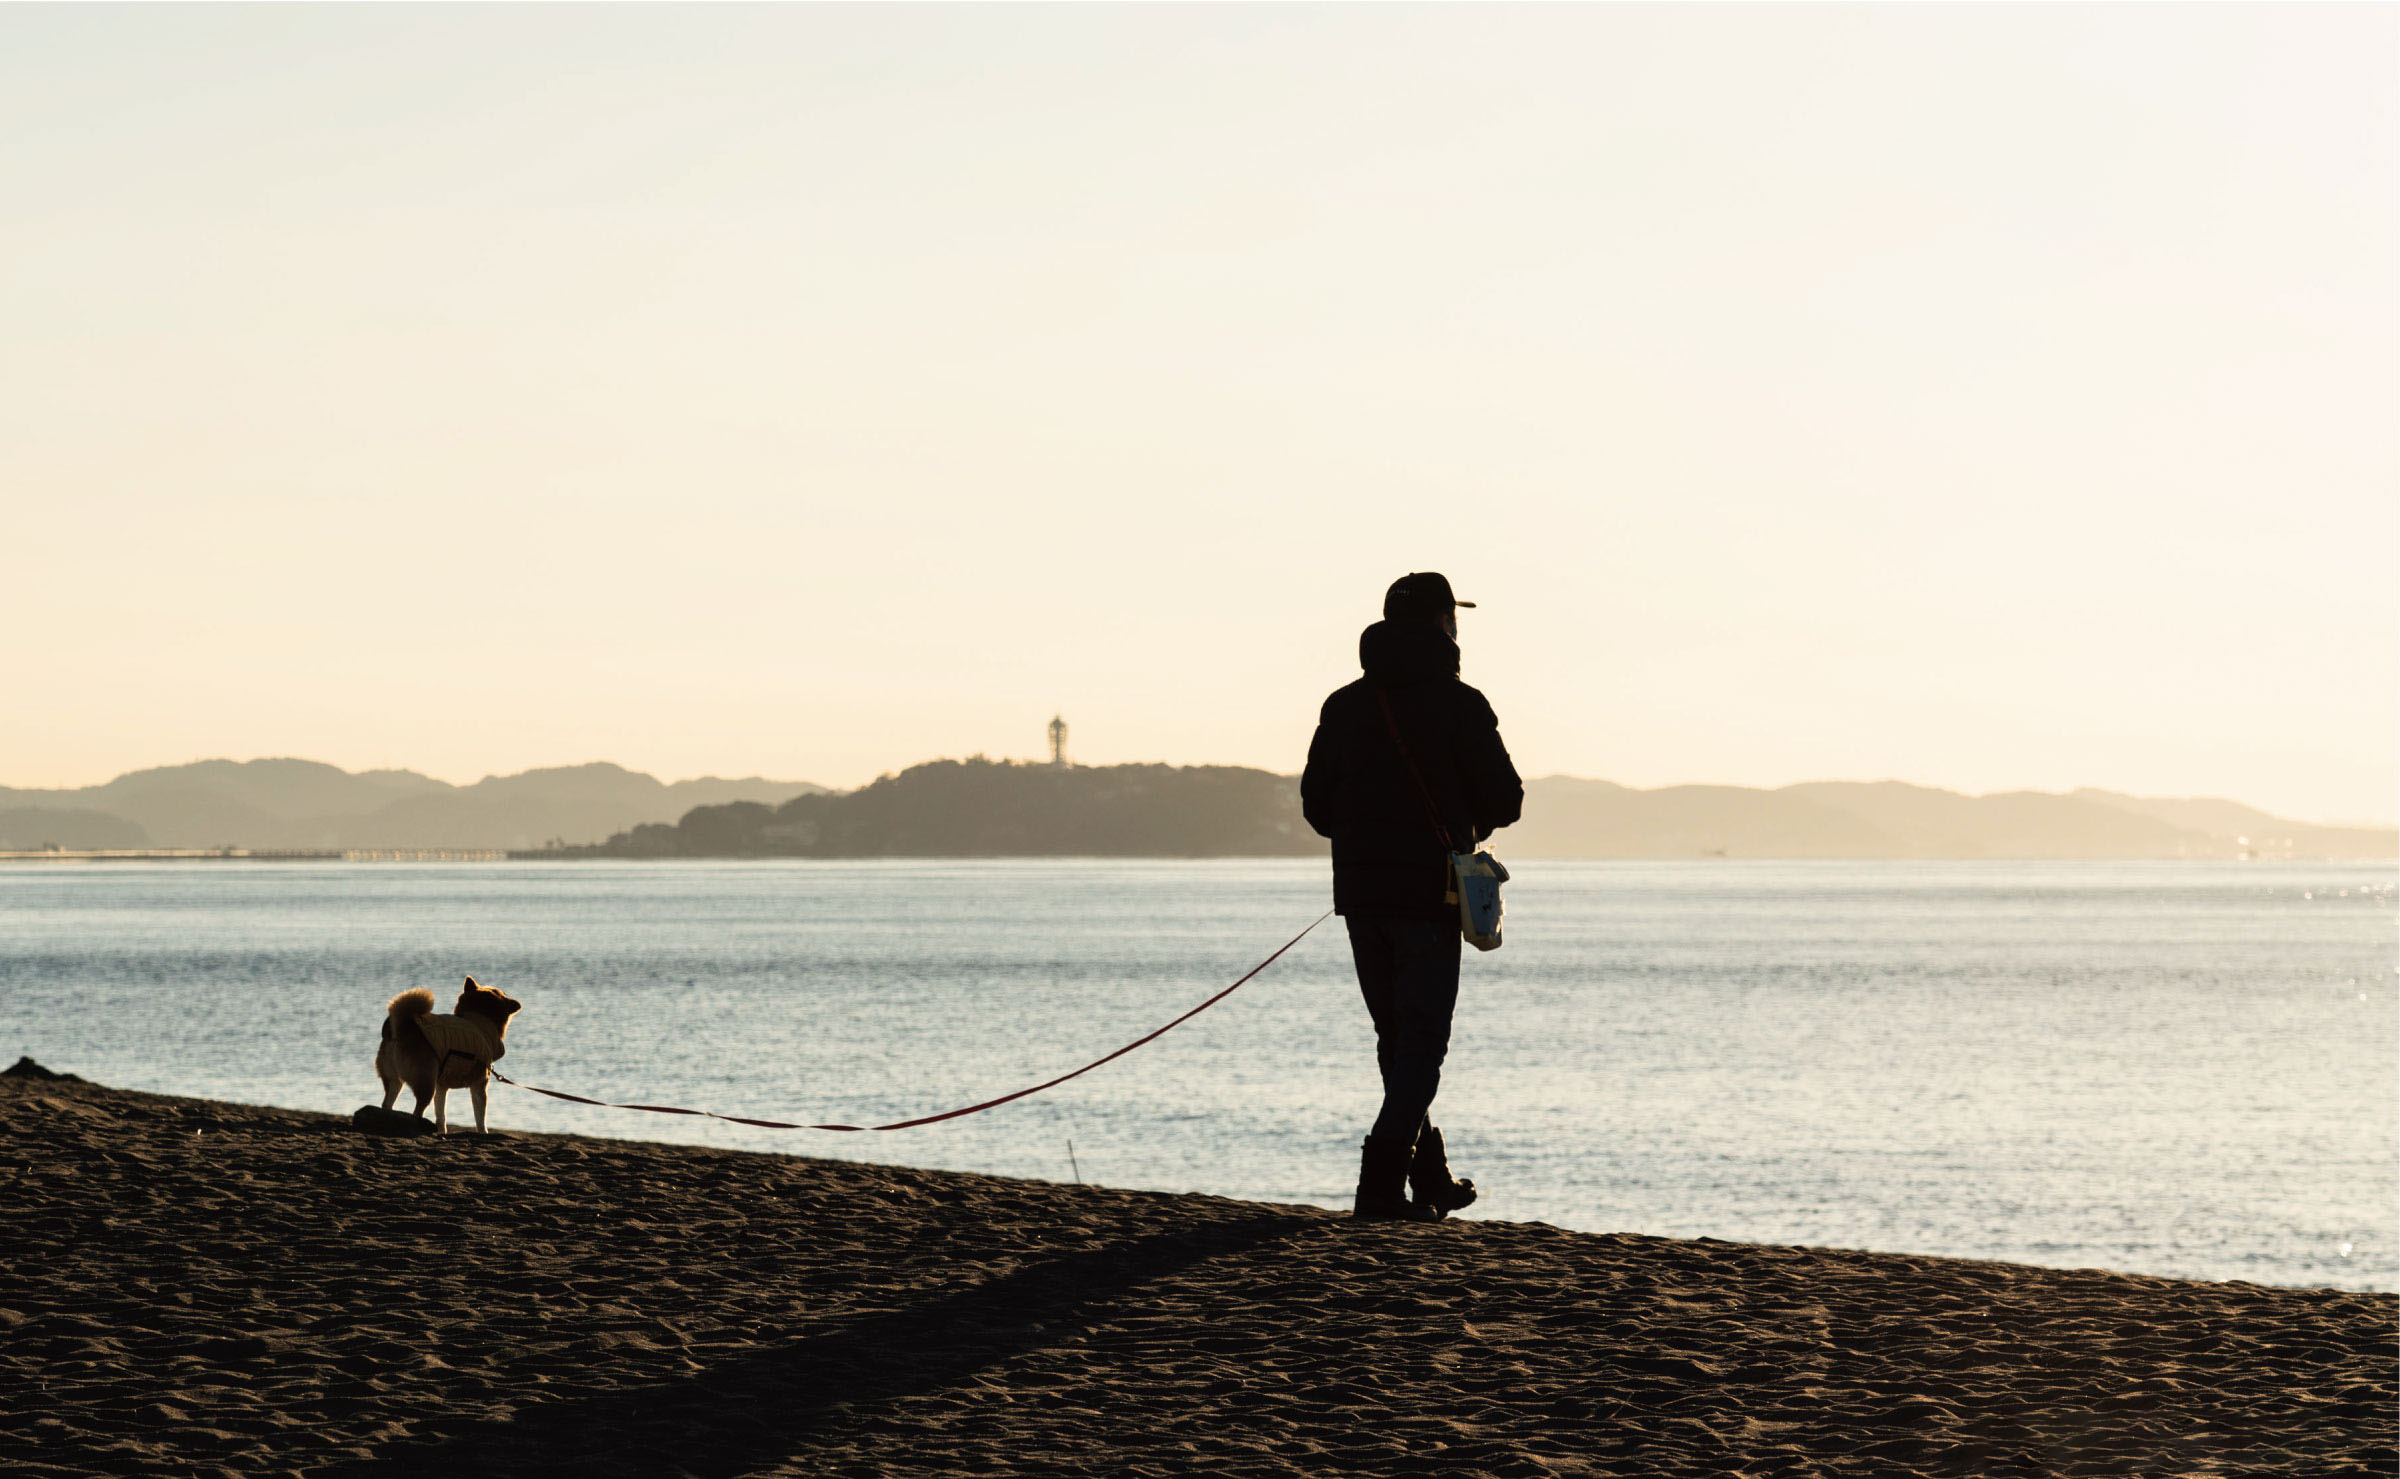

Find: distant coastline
<box><xmin>3</xmin><ymin>755</ymin><xmax>2389</xmax><ymax>861</ymax></box>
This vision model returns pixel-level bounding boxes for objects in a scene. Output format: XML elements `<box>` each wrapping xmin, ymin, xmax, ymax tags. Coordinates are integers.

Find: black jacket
<box><xmin>1301</xmin><ymin>619</ymin><xmax>1524</xmax><ymax>919</ymax></box>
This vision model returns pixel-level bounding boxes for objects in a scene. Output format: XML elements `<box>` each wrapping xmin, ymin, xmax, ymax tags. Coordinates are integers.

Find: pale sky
<box><xmin>4</xmin><ymin>5</ymin><xmax>2393</xmax><ymax>823</ymax></box>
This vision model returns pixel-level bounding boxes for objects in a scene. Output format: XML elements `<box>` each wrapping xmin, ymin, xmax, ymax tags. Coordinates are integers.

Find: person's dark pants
<box><xmin>1345</xmin><ymin>914</ymin><xmax>1462</xmax><ymax>1144</ymax></box>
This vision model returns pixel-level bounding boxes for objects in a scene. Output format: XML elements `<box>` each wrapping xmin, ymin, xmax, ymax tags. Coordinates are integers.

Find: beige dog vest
<box><xmin>414</xmin><ymin>1013</ymin><xmax>505</xmax><ymax>1086</ymax></box>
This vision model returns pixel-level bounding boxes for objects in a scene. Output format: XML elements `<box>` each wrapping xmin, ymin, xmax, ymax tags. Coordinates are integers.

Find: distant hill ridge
<box><xmin>2</xmin><ymin>756</ymin><xmax>2388</xmax><ymax>859</ymax></box>
<box><xmin>1504</xmin><ymin>777</ymin><xmax>2392</xmax><ymax>860</ymax></box>
<box><xmin>0</xmin><ymin>758</ymin><xmax>824</xmax><ymax>852</ymax></box>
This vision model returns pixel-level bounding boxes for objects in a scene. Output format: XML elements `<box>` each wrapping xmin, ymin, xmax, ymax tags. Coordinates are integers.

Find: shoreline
<box><xmin>22</xmin><ymin>1059</ymin><xmax>2395</xmax><ymax>1298</ymax></box>
<box><xmin>7</xmin><ymin>1072</ymin><xmax>2392</xmax><ymax>1476</ymax></box>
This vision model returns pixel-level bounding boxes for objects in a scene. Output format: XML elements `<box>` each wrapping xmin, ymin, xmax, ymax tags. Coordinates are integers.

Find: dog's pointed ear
<box><xmin>463</xmin><ymin>976</ymin><xmax>480</xmax><ymax>991</ymax></box>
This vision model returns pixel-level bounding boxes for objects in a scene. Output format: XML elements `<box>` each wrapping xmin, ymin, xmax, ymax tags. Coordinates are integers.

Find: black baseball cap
<box><xmin>1384</xmin><ymin>571</ymin><xmax>1475</xmax><ymax>624</ymax></box>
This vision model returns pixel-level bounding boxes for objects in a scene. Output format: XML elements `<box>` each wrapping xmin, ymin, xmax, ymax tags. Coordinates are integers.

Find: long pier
<box><xmin>0</xmin><ymin>848</ymin><xmax>508</xmax><ymax>863</ymax></box>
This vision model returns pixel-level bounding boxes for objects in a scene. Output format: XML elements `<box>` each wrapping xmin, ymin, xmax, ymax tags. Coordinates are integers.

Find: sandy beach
<box><xmin>4</xmin><ymin>1067</ymin><xmax>2390</xmax><ymax>1478</ymax></box>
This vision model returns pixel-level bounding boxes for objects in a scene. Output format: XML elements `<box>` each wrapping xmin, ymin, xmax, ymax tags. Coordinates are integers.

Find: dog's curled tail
<box><xmin>382</xmin><ymin>988</ymin><xmax>436</xmax><ymax>1043</ymax></box>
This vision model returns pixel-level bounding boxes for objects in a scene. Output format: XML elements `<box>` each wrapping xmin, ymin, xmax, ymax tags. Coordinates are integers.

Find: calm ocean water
<box><xmin>2</xmin><ymin>859</ymin><xmax>2391</xmax><ymax>1291</ymax></box>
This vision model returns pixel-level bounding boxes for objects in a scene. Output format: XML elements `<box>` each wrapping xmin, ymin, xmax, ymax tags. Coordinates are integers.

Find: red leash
<box><xmin>489</xmin><ymin>910</ymin><xmax>1333</xmax><ymax>1132</ymax></box>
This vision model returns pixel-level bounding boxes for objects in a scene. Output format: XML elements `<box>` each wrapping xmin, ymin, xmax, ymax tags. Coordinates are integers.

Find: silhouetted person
<box><xmin>1301</xmin><ymin>573</ymin><xmax>1522</xmax><ymax>1219</ymax></box>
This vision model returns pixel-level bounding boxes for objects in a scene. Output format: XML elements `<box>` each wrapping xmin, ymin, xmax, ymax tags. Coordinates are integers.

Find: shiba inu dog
<box><xmin>375</xmin><ymin>977</ymin><xmax>522</xmax><ymax>1135</ymax></box>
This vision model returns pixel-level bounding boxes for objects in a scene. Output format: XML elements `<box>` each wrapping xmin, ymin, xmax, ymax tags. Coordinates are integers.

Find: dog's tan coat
<box><xmin>374</xmin><ymin>977</ymin><xmax>521</xmax><ymax>1134</ymax></box>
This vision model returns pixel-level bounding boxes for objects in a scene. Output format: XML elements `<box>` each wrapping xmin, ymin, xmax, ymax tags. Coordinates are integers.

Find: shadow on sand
<box><xmin>314</xmin><ymin>1213</ymin><xmax>1310</xmax><ymax>1479</ymax></box>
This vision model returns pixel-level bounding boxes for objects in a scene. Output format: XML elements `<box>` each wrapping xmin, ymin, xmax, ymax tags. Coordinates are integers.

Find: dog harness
<box><xmin>413</xmin><ymin>1013</ymin><xmax>505</xmax><ymax>1086</ymax></box>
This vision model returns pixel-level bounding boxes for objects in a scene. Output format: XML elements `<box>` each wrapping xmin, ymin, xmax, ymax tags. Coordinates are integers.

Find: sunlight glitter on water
<box><xmin>2</xmin><ymin>858</ymin><xmax>2392</xmax><ymax>1291</ymax></box>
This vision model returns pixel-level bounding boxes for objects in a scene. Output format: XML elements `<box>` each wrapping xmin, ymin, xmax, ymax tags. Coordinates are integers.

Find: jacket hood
<box><xmin>1359</xmin><ymin>618</ymin><xmax>1460</xmax><ymax>686</ymax></box>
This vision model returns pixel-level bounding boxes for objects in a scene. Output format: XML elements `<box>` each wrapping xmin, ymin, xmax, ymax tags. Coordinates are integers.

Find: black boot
<box><xmin>1352</xmin><ymin>1132</ymin><xmax>1433</xmax><ymax>1219</ymax></box>
<box><xmin>1409</xmin><ymin>1123</ymin><xmax>1477</xmax><ymax>1217</ymax></box>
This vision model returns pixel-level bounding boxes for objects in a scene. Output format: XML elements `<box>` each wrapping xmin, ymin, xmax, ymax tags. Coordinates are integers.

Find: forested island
<box><xmin>556</xmin><ymin>758</ymin><xmax>1321</xmax><ymax>858</ymax></box>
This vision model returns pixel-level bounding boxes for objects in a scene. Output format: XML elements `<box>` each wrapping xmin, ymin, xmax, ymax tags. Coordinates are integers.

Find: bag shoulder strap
<box><xmin>1376</xmin><ymin>688</ymin><xmax>1458</xmax><ymax>855</ymax></box>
